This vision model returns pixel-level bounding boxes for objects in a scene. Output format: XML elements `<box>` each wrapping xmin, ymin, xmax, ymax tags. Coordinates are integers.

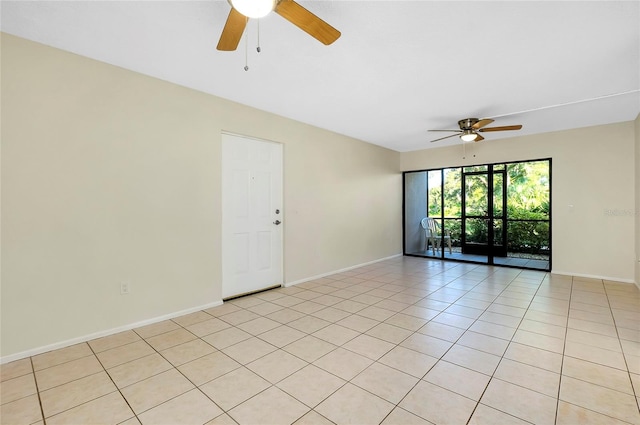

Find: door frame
<box><xmin>461</xmin><ymin>166</ymin><xmax>508</xmax><ymax>260</ymax></box>
<box><xmin>221</xmin><ymin>131</ymin><xmax>284</xmax><ymax>299</ymax></box>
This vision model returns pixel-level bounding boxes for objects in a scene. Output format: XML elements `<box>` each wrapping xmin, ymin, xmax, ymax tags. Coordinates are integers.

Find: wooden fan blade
<box><xmin>478</xmin><ymin>125</ymin><xmax>523</xmax><ymax>132</ymax></box>
<box><xmin>217</xmin><ymin>8</ymin><xmax>247</xmax><ymax>51</ymax></box>
<box><xmin>274</xmin><ymin>0</ymin><xmax>341</xmax><ymax>45</ymax></box>
<box><xmin>472</xmin><ymin>119</ymin><xmax>494</xmax><ymax>129</ymax></box>
<box><xmin>430</xmin><ymin>133</ymin><xmax>461</xmax><ymax>143</ymax></box>
<box><xmin>473</xmin><ymin>134</ymin><xmax>485</xmax><ymax>142</ymax></box>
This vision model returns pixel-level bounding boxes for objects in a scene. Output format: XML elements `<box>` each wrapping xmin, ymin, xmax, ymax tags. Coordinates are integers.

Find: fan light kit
<box><xmin>460</xmin><ymin>130</ymin><xmax>478</xmax><ymax>142</ymax></box>
<box><xmin>429</xmin><ymin>118</ymin><xmax>523</xmax><ymax>144</ymax></box>
<box><xmin>217</xmin><ymin>0</ymin><xmax>341</xmax><ymax>51</ymax></box>
<box><xmin>228</xmin><ymin>0</ymin><xmax>275</xmax><ymax>19</ymax></box>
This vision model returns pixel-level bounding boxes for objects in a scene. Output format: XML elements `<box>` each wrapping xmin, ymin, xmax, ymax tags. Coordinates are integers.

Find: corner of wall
<box><xmin>635</xmin><ymin>113</ymin><xmax>640</xmax><ymax>289</ymax></box>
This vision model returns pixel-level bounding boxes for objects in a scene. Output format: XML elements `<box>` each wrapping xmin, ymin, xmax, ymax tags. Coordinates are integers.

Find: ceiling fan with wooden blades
<box><xmin>429</xmin><ymin>118</ymin><xmax>523</xmax><ymax>143</ymax></box>
<box><xmin>217</xmin><ymin>0</ymin><xmax>341</xmax><ymax>51</ymax></box>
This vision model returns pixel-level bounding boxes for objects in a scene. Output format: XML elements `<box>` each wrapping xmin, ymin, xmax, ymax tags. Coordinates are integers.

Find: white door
<box><xmin>221</xmin><ymin>133</ymin><xmax>283</xmax><ymax>299</ymax></box>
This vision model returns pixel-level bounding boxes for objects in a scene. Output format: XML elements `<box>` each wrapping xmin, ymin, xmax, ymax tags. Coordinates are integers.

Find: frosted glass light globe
<box><xmin>230</xmin><ymin>0</ymin><xmax>276</xmax><ymax>18</ymax></box>
<box><xmin>460</xmin><ymin>131</ymin><xmax>477</xmax><ymax>142</ymax></box>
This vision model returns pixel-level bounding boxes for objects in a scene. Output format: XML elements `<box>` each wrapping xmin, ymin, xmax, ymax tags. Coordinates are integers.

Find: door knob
<box><xmin>273</xmin><ymin>220</ymin><xmax>281</xmax><ymax>225</ymax></box>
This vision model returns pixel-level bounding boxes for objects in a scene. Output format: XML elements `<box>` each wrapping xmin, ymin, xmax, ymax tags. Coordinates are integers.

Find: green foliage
<box><xmin>443</xmin><ymin>219</ymin><xmax>461</xmax><ymax>246</ymax></box>
<box><xmin>428</xmin><ymin>186</ymin><xmax>441</xmax><ymax>217</ymax></box>
<box><xmin>506</xmin><ymin>161</ymin><xmax>550</xmax><ymax>219</ymax></box>
<box><xmin>443</xmin><ymin>169</ymin><xmax>462</xmax><ymax>217</ymax></box>
<box><xmin>466</xmin><ymin>219</ymin><xmax>488</xmax><ymax>244</ymax></box>
<box><xmin>507</xmin><ymin>221</ymin><xmax>550</xmax><ymax>253</ymax></box>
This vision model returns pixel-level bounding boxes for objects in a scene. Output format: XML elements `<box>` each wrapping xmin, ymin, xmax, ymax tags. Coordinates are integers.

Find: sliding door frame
<box><xmin>402</xmin><ymin>157</ymin><xmax>552</xmax><ymax>272</ymax></box>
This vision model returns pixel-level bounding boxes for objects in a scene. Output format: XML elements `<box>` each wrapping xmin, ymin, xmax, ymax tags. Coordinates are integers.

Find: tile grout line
<box><xmin>211</xmin><ymin>275</ymin><xmax>404</xmax><ymax>424</ymax></box>
<box><xmin>168</xmin><ymin>299</ymin><xmax>382</xmax><ymax>423</ymax></box>
<box><xmin>343</xmin><ymin>263</ymin><xmax>492</xmax><ymax>425</ymax></box>
<box><xmin>29</xmin><ymin>348</ymin><xmax>120</xmax><ymax>423</ymax></box>
<box><xmin>99</xmin><ymin>320</ymin><xmax>228</xmax><ymax>423</ymax></box>
<box><xmin>282</xmin><ymin>262</ymin><xmax>492</xmax><ymax>424</ymax></box>
<box><xmin>602</xmin><ymin>280</ymin><xmax>640</xmax><ymax>417</ymax></box>
<box><xmin>227</xmin><ymin>272</ymin><xmax>633</xmax><ymax>424</ymax></box>
<box><xmin>552</xmin><ymin>275</ymin><xmax>574</xmax><ymax>425</ymax></box>
<box><xmin>269</xmin><ymin>268</ymin><xmax>431</xmax><ymax>423</ymax></box>
<box><xmin>316</xmin><ymin>262</ymin><xmax>635</xmax><ymax>424</ymax></box>
<box><xmin>88</xmin><ymin>335</ymin><xmax>146</xmax><ymax>424</ymax></box>
<box><xmin>556</xmin><ymin>279</ymin><xmax>636</xmax><ymax>424</ymax></box>
<box><xmin>131</xmin><ymin>313</ymin><xmax>271</xmax><ymax>423</ymax></box>
<box><xmin>29</xmin><ymin>356</ymin><xmax>47</xmax><ymax>425</ymax></box>
<box><xmin>462</xmin><ymin>268</ymin><xmax>546</xmax><ymax>425</ymax></box>
<box><xmin>31</xmin><ymin>338</ymin><xmax>157</xmax><ymax>424</ymax></box>
<box><xmin>371</xmin><ymin>266</ymin><xmax>527</xmax><ymax>424</ymax></box>
<box><xmin>153</xmin><ymin>313</ymin><xmax>268</xmax><ymax>424</ymax></box>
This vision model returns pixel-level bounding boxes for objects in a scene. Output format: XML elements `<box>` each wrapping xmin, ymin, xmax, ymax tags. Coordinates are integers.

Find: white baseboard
<box><xmin>551</xmin><ymin>270</ymin><xmax>635</xmax><ymax>284</ymax></box>
<box><xmin>0</xmin><ymin>300</ymin><xmax>223</xmax><ymax>365</ymax></box>
<box><xmin>284</xmin><ymin>254</ymin><xmax>403</xmax><ymax>287</ymax></box>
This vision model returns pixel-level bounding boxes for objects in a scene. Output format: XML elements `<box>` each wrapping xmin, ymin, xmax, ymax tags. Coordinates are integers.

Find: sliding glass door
<box><xmin>403</xmin><ymin>159</ymin><xmax>551</xmax><ymax>271</ymax></box>
<box><xmin>462</xmin><ymin>168</ymin><xmax>489</xmax><ymax>262</ymax></box>
<box><xmin>461</xmin><ymin>165</ymin><xmax>507</xmax><ymax>259</ymax></box>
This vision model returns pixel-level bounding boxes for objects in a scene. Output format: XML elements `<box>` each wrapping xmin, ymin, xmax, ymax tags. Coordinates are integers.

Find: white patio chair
<box><xmin>421</xmin><ymin>217</ymin><xmax>452</xmax><ymax>255</ymax></box>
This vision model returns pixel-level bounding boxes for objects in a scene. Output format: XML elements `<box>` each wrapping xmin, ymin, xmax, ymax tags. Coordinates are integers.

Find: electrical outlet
<box><xmin>120</xmin><ymin>281</ymin><xmax>130</xmax><ymax>295</ymax></box>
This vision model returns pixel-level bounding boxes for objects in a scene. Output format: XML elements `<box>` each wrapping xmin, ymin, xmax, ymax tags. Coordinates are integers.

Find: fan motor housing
<box><xmin>458</xmin><ymin>118</ymin><xmax>479</xmax><ymax>130</ymax></box>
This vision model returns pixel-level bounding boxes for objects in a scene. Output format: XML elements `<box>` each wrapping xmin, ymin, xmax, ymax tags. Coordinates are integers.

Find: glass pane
<box><xmin>403</xmin><ymin>171</ymin><xmax>428</xmax><ymax>255</ymax></box>
<box><xmin>493</xmin><ymin>164</ymin><xmax>505</xmax><ymax>170</ymax></box>
<box><xmin>443</xmin><ymin>168</ymin><xmax>462</xmax><ymax>218</ymax></box>
<box><xmin>444</xmin><ymin>218</ymin><xmax>461</xmax><ymax>249</ymax></box>
<box><xmin>506</xmin><ymin>161</ymin><xmax>550</xmax><ymax>220</ymax></box>
<box><xmin>464</xmin><ymin>165</ymin><xmax>488</xmax><ymax>173</ymax></box>
<box><xmin>465</xmin><ymin>218</ymin><xmax>488</xmax><ymax>245</ymax></box>
<box><xmin>504</xmin><ymin>159</ymin><xmax>550</xmax><ymax>270</ymax></box>
<box><xmin>493</xmin><ymin>219</ymin><xmax>504</xmax><ymax>247</ymax></box>
<box><xmin>507</xmin><ymin>221</ymin><xmax>550</xmax><ymax>255</ymax></box>
<box><xmin>493</xmin><ymin>172</ymin><xmax>504</xmax><ymax>217</ymax></box>
<box><xmin>465</xmin><ymin>174</ymin><xmax>488</xmax><ymax>216</ymax></box>
<box><xmin>428</xmin><ymin>170</ymin><xmax>442</xmax><ymax>217</ymax></box>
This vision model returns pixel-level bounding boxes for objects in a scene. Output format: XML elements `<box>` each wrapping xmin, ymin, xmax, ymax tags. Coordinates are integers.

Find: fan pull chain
<box><xmin>241</xmin><ymin>16</ymin><xmax>249</xmax><ymax>71</ymax></box>
<box><xmin>244</xmin><ymin>23</ymin><xmax>249</xmax><ymax>71</ymax></box>
<box><xmin>257</xmin><ymin>20</ymin><xmax>261</xmax><ymax>53</ymax></box>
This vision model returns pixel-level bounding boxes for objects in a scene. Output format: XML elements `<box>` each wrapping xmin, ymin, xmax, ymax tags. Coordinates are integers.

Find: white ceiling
<box><xmin>2</xmin><ymin>1</ymin><xmax>639</xmax><ymax>152</ymax></box>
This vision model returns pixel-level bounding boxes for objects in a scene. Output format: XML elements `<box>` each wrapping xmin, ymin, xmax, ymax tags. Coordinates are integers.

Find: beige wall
<box><xmin>401</xmin><ymin>122</ymin><xmax>637</xmax><ymax>282</ymax></box>
<box><xmin>0</xmin><ymin>34</ymin><xmax>402</xmax><ymax>359</ymax></box>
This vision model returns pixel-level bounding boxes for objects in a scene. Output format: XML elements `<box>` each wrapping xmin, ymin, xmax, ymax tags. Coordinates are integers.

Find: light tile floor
<box><xmin>2</xmin><ymin>257</ymin><xmax>640</xmax><ymax>425</ymax></box>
